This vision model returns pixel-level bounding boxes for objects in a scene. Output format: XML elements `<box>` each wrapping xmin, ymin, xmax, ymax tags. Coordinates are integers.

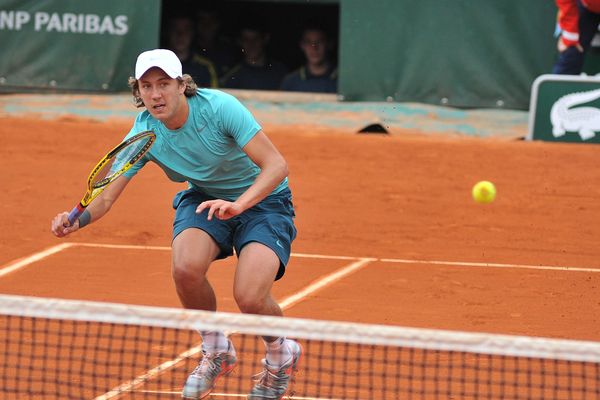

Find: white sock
<box><xmin>264</xmin><ymin>337</ymin><xmax>293</xmax><ymax>368</ymax></box>
<box><xmin>199</xmin><ymin>331</ymin><xmax>233</xmax><ymax>354</ymax></box>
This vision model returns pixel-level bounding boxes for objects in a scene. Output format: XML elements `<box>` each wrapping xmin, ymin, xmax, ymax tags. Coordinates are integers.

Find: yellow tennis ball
<box><xmin>472</xmin><ymin>181</ymin><xmax>496</xmax><ymax>204</ymax></box>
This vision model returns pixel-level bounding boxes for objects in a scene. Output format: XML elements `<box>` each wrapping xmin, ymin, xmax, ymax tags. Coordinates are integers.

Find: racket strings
<box><xmin>90</xmin><ymin>136</ymin><xmax>154</xmax><ymax>188</ymax></box>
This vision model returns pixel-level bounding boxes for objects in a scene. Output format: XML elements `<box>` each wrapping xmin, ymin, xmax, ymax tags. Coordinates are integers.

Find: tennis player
<box><xmin>51</xmin><ymin>49</ymin><xmax>301</xmax><ymax>400</ymax></box>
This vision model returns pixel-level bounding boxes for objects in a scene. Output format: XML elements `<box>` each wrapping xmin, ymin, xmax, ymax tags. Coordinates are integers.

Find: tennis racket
<box><xmin>66</xmin><ymin>130</ymin><xmax>156</xmax><ymax>226</ymax></box>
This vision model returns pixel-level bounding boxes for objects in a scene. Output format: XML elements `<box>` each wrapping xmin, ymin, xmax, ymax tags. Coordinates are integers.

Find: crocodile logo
<box><xmin>550</xmin><ymin>88</ymin><xmax>600</xmax><ymax>140</ymax></box>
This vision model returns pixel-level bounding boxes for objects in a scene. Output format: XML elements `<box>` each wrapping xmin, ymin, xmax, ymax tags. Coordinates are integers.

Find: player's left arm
<box><xmin>237</xmin><ymin>130</ymin><xmax>289</xmax><ymax>208</ymax></box>
<box><xmin>196</xmin><ymin>130</ymin><xmax>288</xmax><ymax>220</ymax></box>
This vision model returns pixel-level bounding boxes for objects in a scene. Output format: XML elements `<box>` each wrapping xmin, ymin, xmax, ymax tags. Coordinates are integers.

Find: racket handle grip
<box><xmin>67</xmin><ymin>204</ymin><xmax>86</xmax><ymax>226</ymax></box>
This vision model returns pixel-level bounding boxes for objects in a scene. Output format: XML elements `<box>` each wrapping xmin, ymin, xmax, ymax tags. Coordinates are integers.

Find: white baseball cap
<box><xmin>135</xmin><ymin>49</ymin><xmax>182</xmax><ymax>79</ymax></box>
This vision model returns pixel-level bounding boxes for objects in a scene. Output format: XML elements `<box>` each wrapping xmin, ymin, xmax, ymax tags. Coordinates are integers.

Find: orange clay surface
<box><xmin>1</xmin><ymin>116</ymin><xmax>599</xmax><ymax>342</ymax></box>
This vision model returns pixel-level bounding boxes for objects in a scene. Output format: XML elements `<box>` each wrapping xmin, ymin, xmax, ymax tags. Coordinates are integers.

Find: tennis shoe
<box><xmin>182</xmin><ymin>344</ymin><xmax>237</xmax><ymax>399</ymax></box>
<box><xmin>247</xmin><ymin>340</ymin><xmax>302</xmax><ymax>400</ymax></box>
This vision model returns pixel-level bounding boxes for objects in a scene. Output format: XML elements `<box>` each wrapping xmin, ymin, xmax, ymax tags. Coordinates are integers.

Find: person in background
<box><xmin>195</xmin><ymin>4</ymin><xmax>240</xmax><ymax>79</ymax></box>
<box><xmin>220</xmin><ymin>22</ymin><xmax>288</xmax><ymax>90</ymax></box>
<box><xmin>167</xmin><ymin>14</ymin><xmax>218</xmax><ymax>88</ymax></box>
<box><xmin>281</xmin><ymin>25</ymin><xmax>337</xmax><ymax>93</ymax></box>
<box><xmin>552</xmin><ymin>0</ymin><xmax>600</xmax><ymax>74</ymax></box>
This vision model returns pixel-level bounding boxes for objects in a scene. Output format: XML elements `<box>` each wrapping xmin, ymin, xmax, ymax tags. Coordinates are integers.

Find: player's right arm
<box><xmin>51</xmin><ymin>175</ymin><xmax>131</xmax><ymax>238</ymax></box>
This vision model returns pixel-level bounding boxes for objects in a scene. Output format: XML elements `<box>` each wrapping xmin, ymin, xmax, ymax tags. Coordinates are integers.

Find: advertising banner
<box><xmin>528</xmin><ymin>74</ymin><xmax>600</xmax><ymax>144</ymax></box>
<box><xmin>0</xmin><ymin>0</ymin><xmax>160</xmax><ymax>92</ymax></box>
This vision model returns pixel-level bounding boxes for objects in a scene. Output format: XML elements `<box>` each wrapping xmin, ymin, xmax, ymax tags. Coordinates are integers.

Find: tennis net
<box><xmin>1</xmin><ymin>294</ymin><xmax>599</xmax><ymax>400</ymax></box>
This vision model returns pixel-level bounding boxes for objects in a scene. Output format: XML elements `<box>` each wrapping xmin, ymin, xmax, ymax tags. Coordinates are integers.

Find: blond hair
<box><xmin>128</xmin><ymin>74</ymin><xmax>198</xmax><ymax>108</ymax></box>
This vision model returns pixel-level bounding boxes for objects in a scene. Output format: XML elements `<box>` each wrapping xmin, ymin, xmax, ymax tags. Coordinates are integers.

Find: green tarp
<box><xmin>339</xmin><ymin>0</ymin><xmax>558</xmax><ymax>110</ymax></box>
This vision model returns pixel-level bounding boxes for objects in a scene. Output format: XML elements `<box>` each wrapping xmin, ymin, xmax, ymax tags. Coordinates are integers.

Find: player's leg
<box><xmin>232</xmin><ymin>188</ymin><xmax>300</xmax><ymax>400</ymax></box>
<box><xmin>234</xmin><ymin>242</ymin><xmax>281</xmax><ymax>316</ymax></box>
<box><xmin>175</xmin><ymin>229</ymin><xmax>237</xmax><ymax>399</ymax></box>
<box><xmin>172</xmin><ymin>189</ymin><xmax>237</xmax><ymax>399</ymax></box>
<box><xmin>172</xmin><ymin>228</ymin><xmax>220</xmax><ymax>311</ymax></box>
<box><xmin>234</xmin><ymin>243</ymin><xmax>302</xmax><ymax>400</ymax></box>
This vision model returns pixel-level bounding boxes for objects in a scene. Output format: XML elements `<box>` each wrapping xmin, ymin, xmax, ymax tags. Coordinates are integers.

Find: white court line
<box><xmin>94</xmin><ymin>346</ymin><xmax>201</xmax><ymax>400</ymax></box>
<box><xmin>0</xmin><ymin>243</ymin><xmax>75</xmax><ymax>278</ymax></box>
<box><xmin>279</xmin><ymin>257</ymin><xmax>376</xmax><ymax>310</ymax></box>
<box><xmin>0</xmin><ymin>242</ymin><xmax>364</xmax><ymax>279</ymax></box>
<box><xmin>77</xmin><ymin>242</ymin><xmax>363</xmax><ymax>261</ymax></box>
<box><xmin>137</xmin><ymin>389</ymin><xmax>342</xmax><ymax>400</ymax></box>
<box><xmin>381</xmin><ymin>258</ymin><xmax>600</xmax><ymax>273</ymax></box>
<box><xmin>77</xmin><ymin>243</ymin><xmax>171</xmax><ymax>251</ymax></box>
<box><xmin>291</xmin><ymin>252</ymin><xmax>367</xmax><ymax>261</ymax></box>
<box><xmin>2</xmin><ymin>241</ymin><xmax>598</xmax><ymax>279</ymax></box>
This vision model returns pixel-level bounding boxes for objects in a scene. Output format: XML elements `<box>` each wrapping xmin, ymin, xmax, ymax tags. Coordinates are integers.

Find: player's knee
<box><xmin>172</xmin><ymin>258</ymin><xmax>209</xmax><ymax>288</ymax></box>
<box><xmin>234</xmin><ymin>290</ymin><xmax>265</xmax><ymax>314</ymax></box>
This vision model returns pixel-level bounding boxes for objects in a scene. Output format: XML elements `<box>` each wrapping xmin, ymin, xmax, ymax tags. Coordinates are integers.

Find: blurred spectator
<box><xmin>166</xmin><ymin>14</ymin><xmax>218</xmax><ymax>88</ymax></box>
<box><xmin>220</xmin><ymin>22</ymin><xmax>288</xmax><ymax>90</ymax></box>
<box><xmin>281</xmin><ymin>25</ymin><xmax>337</xmax><ymax>93</ymax></box>
<box><xmin>195</xmin><ymin>4</ymin><xmax>240</xmax><ymax>78</ymax></box>
<box><xmin>552</xmin><ymin>0</ymin><xmax>600</xmax><ymax>74</ymax></box>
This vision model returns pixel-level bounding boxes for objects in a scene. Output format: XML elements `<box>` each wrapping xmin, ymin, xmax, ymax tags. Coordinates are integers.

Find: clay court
<box><xmin>1</xmin><ymin>113</ymin><xmax>600</xmax><ymax>399</ymax></box>
<box><xmin>1</xmin><ymin>114</ymin><xmax>599</xmax><ymax>339</ymax></box>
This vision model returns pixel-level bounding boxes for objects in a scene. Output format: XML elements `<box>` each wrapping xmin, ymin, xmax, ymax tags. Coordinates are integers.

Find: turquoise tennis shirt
<box><xmin>123</xmin><ymin>89</ymin><xmax>288</xmax><ymax>200</ymax></box>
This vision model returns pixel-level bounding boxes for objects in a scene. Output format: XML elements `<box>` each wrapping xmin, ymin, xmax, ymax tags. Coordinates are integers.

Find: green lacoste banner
<box><xmin>528</xmin><ymin>74</ymin><xmax>600</xmax><ymax>144</ymax></box>
<box><xmin>0</xmin><ymin>0</ymin><xmax>160</xmax><ymax>92</ymax></box>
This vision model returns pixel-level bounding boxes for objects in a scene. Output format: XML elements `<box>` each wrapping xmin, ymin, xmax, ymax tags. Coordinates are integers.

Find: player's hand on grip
<box><xmin>196</xmin><ymin>199</ymin><xmax>243</xmax><ymax>221</ymax></box>
<box><xmin>51</xmin><ymin>212</ymin><xmax>79</xmax><ymax>237</ymax></box>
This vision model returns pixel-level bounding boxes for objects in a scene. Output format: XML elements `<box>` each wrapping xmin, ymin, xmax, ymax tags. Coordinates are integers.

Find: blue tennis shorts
<box><xmin>172</xmin><ymin>187</ymin><xmax>297</xmax><ymax>280</ymax></box>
